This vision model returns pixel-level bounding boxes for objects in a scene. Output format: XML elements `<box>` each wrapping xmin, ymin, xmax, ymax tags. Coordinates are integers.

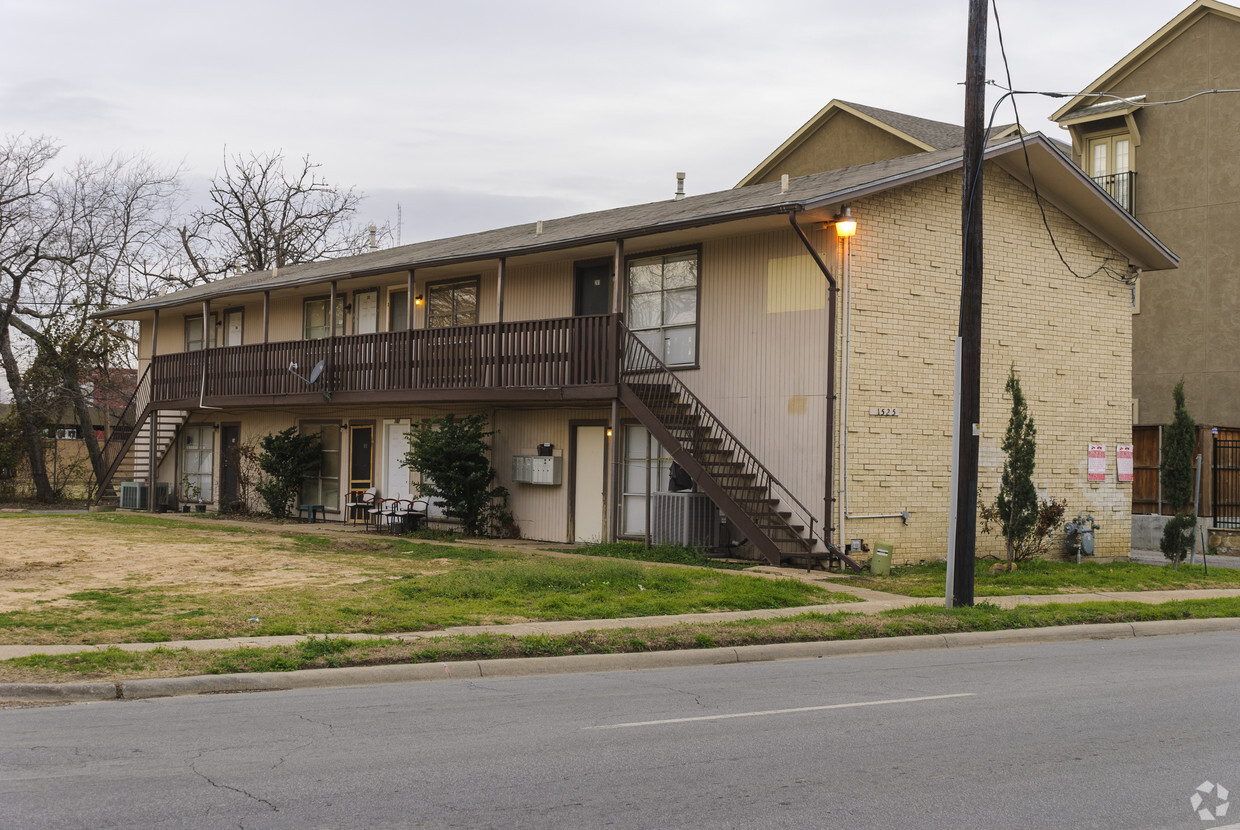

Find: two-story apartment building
<box><xmin>1051</xmin><ymin>0</ymin><xmax>1240</xmax><ymax>535</ymax></box>
<box><xmin>95</xmin><ymin>131</ymin><xmax>1175</xmax><ymax>565</ymax></box>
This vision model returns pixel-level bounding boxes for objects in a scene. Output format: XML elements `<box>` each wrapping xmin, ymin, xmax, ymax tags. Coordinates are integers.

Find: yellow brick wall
<box><xmin>836</xmin><ymin>165</ymin><xmax>1133</xmax><ymax>562</ymax></box>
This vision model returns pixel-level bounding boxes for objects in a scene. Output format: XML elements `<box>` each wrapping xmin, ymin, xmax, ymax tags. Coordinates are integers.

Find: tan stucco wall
<box><xmin>1063</xmin><ymin>11</ymin><xmax>1240</xmax><ymax>427</ymax></box>
<box><xmin>751</xmin><ymin>112</ymin><xmax>925</xmax><ymax>184</ymax></box>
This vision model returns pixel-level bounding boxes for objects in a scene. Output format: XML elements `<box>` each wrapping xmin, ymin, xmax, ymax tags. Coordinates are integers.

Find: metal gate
<box><xmin>1215</xmin><ymin>438</ymin><xmax>1240</xmax><ymax>529</ymax></box>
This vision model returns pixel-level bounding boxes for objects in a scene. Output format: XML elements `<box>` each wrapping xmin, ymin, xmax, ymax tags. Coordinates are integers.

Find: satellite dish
<box><xmin>307</xmin><ymin>360</ymin><xmax>326</xmax><ymax>384</ymax></box>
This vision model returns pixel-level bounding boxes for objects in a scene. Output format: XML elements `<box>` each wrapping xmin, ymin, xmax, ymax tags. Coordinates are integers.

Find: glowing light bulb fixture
<box><xmin>833</xmin><ymin>206</ymin><xmax>857</xmax><ymax>238</ymax></box>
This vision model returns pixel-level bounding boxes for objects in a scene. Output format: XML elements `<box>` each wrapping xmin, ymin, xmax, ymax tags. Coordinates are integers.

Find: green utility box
<box><xmin>870</xmin><ymin>541</ymin><xmax>894</xmax><ymax>576</ymax></box>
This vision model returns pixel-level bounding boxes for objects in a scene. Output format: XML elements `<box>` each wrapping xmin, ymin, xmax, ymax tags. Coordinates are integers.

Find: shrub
<box><xmin>254</xmin><ymin>427</ymin><xmax>321</xmax><ymax>519</ymax></box>
<box><xmin>1160</xmin><ymin>380</ymin><xmax>1197</xmax><ymax>567</ymax></box>
<box><xmin>402</xmin><ymin>413</ymin><xmax>510</xmax><ymax>536</ymax></box>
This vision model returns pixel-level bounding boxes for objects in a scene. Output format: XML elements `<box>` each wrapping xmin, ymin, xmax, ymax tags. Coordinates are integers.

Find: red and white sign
<box><xmin>1088</xmin><ymin>444</ymin><xmax>1107</xmax><ymax>482</ymax></box>
<box><xmin>1117</xmin><ymin>444</ymin><xmax>1134</xmax><ymax>483</ymax></box>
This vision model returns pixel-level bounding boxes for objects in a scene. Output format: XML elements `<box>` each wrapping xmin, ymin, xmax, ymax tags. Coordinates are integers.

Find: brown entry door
<box><xmin>349</xmin><ymin>424</ymin><xmax>374</xmax><ymax>491</ymax></box>
<box><xmin>219</xmin><ymin>425</ymin><xmax>241</xmax><ymax>510</ymax></box>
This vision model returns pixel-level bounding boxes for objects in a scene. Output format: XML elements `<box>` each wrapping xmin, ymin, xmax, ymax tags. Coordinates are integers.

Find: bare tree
<box><xmin>173</xmin><ymin>150</ymin><xmax>382</xmax><ymax>287</ymax></box>
<box><xmin>0</xmin><ymin>135</ymin><xmax>180</xmax><ymax>500</ymax></box>
<box><xmin>0</xmin><ymin>135</ymin><xmax>64</xmax><ymax>498</ymax></box>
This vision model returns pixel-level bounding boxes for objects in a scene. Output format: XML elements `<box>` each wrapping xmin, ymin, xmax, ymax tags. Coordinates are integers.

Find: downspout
<box><xmin>198</xmin><ymin>300</ymin><xmax>222</xmax><ymax>411</ymax></box>
<box><xmin>788</xmin><ymin>210</ymin><xmax>837</xmax><ymax>550</ymax></box>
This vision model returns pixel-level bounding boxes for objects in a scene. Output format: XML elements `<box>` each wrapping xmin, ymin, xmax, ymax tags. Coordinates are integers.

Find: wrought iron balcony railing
<box><xmin>1091</xmin><ymin>170</ymin><xmax>1136</xmax><ymax>214</ymax></box>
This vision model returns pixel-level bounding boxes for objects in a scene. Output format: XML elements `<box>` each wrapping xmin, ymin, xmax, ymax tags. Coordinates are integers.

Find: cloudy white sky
<box><xmin>0</xmin><ymin>0</ymin><xmax>1199</xmax><ymax>242</ymax></box>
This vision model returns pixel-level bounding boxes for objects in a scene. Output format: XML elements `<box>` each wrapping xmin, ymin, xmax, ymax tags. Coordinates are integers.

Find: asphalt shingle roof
<box><xmin>100</xmin><ymin>146</ymin><xmax>972</xmax><ymax>317</ymax></box>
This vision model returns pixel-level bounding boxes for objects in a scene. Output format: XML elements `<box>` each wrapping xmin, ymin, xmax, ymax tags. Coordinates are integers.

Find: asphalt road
<box><xmin>4</xmin><ymin>633</ymin><xmax>1240</xmax><ymax>830</ymax></box>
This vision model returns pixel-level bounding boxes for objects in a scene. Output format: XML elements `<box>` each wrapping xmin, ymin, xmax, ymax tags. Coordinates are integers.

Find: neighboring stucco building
<box><xmin>1052</xmin><ymin>0</ymin><xmax>1240</xmax><ymax>534</ymax></box>
<box><xmin>95</xmin><ymin>130</ymin><xmax>1175</xmax><ymax>565</ymax></box>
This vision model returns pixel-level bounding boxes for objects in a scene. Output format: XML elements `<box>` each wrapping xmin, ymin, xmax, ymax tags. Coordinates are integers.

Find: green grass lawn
<box><xmin>7</xmin><ymin>596</ymin><xmax>1240</xmax><ymax>684</ymax></box>
<box><xmin>0</xmin><ymin>516</ymin><xmax>852</xmax><ymax>646</ymax></box>
<box><xmin>553</xmin><ymin>541</ymin><xmax>755</xmax><ymax>570</ymax></box>
<box><xmin>838</xmin><ymin>557</ymin><xmax>1240</xmax><ymax>597</ymax></box>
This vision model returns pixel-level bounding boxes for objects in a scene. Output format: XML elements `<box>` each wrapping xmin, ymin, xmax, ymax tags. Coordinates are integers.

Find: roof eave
<box><xmin>1051</xmin><ymin>1</ymin><xmax>1237</xmax><ymax>122</ymax></box>
<box><xmin>93</xmin><ymin>200</ymin><xmax>814</xmax><ymax>320</ymax></box>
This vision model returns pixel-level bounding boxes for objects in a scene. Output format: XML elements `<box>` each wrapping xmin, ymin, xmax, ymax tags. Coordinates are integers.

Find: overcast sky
<box><xmin>0</xmin><ymin>0</ymin><xmax>1197</xmax><ymax>242</ymax></box>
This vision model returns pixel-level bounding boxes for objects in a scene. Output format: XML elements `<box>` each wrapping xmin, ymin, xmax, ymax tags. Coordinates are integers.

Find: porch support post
<box><xmin>328</xmin><ymin>280</ymin><xmax>337</xmax><ymax>398</ymax></box>
<box><xmin>262</xmin><ymin>291</ymin><xmax>270</xmax><ymax>343</ymax></box>
<box><xmin>145</xmin><ymin>308</ymin><xmax>159</xmax><ymax>451</ymax></box>
<box><xmin>147</xmin><ymin>410</ymin><xmax>158</xmax><ymax>513</ymax></box>
<box><xmin>496</xmin><ymin>257</ymin><xmax>506</xmax><ymax>323</ymax></box>
<box><xmin>406</xmin><ymin>270</ymin><xmax>415</xmax><ymax>330</ymax></box>
<box><xmin>608</xmin><ymin>398</ymin><xmax>621</xmax><ymax>543</ymax></box>
<box><xmin>608</xmin><ymin>239</ymin><xmax>625</xmax><ymax>543</ymax></box>
<box><xmin>611</xmin><ymin>239</ymin><xmax>624</xmax><ymax>314</ymax></box>
<box><xmin>495</xmin><ymin>258</ymin><xmax>506</xmax><ymax>386</ymax></box>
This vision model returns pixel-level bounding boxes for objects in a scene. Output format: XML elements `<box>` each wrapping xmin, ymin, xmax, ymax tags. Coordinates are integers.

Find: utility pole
<box><xmin>950</xmin><ymin>0</ymin><xmax>988</xmax><ymax>607</ymax></box>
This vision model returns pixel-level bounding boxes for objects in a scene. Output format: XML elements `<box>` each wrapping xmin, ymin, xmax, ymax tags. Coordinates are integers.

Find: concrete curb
<box><xmin>6</xmin><ymin>617</ymin><xmax>1240</xmax><ymax>704</ymax></box>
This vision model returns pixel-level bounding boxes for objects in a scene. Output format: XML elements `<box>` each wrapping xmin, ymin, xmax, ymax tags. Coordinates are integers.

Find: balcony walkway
<box><xmin>149</xmin><ymin>313</ymin><xmax>618</xmax><ymax>408</ymax></box>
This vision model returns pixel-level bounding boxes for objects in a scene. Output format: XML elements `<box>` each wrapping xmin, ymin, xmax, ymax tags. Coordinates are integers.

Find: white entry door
<box><xmin>355</xmin><ymin>290</ymin><xmax>379</xmax><ymax>335</ymax></box>
<box><xmin>384</xmin><ymin>422</ymin><xmax>410</xmax><ymax>497</ymax></box>
<box><xmin>573</xmin><ymin>426</ymin><xmax>606</xmax><ymax>542</ymax></box>
<box><xmin>387</xmin><ymin>420</ymin><xmax>446</xmax><ymax>517</ymax></box>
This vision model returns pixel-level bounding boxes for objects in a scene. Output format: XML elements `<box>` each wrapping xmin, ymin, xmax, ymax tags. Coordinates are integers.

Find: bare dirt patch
<box><xmin>0</xmin><ymin>516</ymin><xmax>388</xmax><ymax>612</ymax></box>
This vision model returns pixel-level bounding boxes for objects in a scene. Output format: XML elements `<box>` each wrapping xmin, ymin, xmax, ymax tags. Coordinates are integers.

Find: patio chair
<box><xmin>369</xmin><ymin>495</ymin><xmax>410</xmax><ymax>534</ymax></box>
<box><xmin>346</xmin><ymin>487</ymin><xmax>379</xmax><ymax>525</ymax></box>
<box><xmin>366</xmin><ymin>496</ymin><xmax>395</xmax><ymax>532</ymax></box>
<box><xmin>391</xmin><ymin>497</ymin><xmax>430</xmax><ymax>534</ymax></box>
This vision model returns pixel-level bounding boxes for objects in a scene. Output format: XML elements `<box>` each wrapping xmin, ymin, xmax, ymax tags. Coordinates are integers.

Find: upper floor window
<box><xmin>426</xmin><ymin>277</ymin><xmax>479</xmax><ymax>328</ymax></box>
<box><xmin>303</xmin><ymin>296</ymin><xmax>345</xmax><ymax>340</ymax></box>
<box><xmin>185</xmin><ymin>314</ymin><xmax>217</xmax><ymax>351</ymax></box>
<box><xmin>1087</xmin><ymin>132</ymin><xmax>1133</xmax><ymax>212</ymax></box>
<box><xmin>627</xmin><ymin>250</ymin><xmax>699</xmax><ymax>367</ymax></box>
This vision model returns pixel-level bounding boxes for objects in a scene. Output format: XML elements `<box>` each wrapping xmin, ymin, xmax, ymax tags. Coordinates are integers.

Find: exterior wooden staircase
<box><xmin>618</xmin><ymin>326</ymin><xmax>861</xmax><ymax>571</ymax></box>
<box><xmin>95</xmin><ymin>366</ymin><xmax>188</xmax><ymax>506</ymax></box>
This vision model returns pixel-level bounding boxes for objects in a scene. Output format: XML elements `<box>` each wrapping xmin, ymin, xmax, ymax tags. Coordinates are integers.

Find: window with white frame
<box><xmin>627</xmin><ymin>250</ymin><xmax>699</xmax><ymax>366</ymax></box>
<box><xmin>1087</xmin><ymin>132</ymin><xmax>1133</xmax><ymax>210</ymax></box>
<box><xmin>299</xmin><ymin>421</ymin><xmax>341</xmax><ymax>509</ymax></box>
<box><xmin>182</xmin><ymin>425</ymin><xmax>215</xmax><ymax>502</ymax></box>
<box><xmin>621</xmin><ymin>424</ymin><xmax>673</xmax><ymax>536</ymax></box>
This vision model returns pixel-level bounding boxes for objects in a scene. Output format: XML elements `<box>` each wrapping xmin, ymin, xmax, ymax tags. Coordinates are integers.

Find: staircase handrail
<box><xmin>95</xmin><ymin>364</ymin><xmax>153</xmax><ymax>497</ymax></box>
<box><xmin>620</xmin><ymin>324</ymin><xmax>826</xmax><ymax>550</ymax></box>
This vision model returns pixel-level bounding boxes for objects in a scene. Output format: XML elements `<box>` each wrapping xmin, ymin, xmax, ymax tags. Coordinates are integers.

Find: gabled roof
<box><xmin>736</xmin><ymin>99</ymin><xmax>1020</xmax><ymax>187</ymax></box>
<box><xmin>1052</xmin><ymin>0</ymin><xmax>1240</xmax><ymax>122</ymax></box>
<box><xmin>97</xmin><ymin>133</ymin><xmax>1177</xmax><ymax>320</ymax></box>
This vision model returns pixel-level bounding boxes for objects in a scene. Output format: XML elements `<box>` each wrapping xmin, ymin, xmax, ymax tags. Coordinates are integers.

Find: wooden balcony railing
<box><xmin>149</xmin><ymin>313</ymin><xmax>618</xmax><ymax>405</ymax></box>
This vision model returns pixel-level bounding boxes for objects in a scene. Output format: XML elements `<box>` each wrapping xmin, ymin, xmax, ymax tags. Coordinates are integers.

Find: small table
<box><xmin>298</xmin><ymin>504</ymin><xmax>326</xmax><ymax>524</ymax></box>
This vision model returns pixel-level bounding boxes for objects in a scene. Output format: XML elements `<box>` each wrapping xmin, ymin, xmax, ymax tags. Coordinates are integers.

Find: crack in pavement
<box><xmin>190</xmin><ymin>755</ymin><xmax>278</xmax><ymax>813</ymax></box>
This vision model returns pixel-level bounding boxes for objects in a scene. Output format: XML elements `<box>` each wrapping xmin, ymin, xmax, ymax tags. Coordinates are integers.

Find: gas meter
<box><xmin>1065</xmin><ymin>513</ymin><xmax>1100</xmax><ymax>564</ymax></box>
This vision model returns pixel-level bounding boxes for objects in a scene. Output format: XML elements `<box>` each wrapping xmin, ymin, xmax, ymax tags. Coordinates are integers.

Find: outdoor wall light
<box><xmin>831</xmin><ymin>206</ymin><xmax>857</xmax><ymax>238</ymax></box>
<box><xmin>415</xmin><ymin>294</ymin><xmax>424</xmax><ymax>306</ymax></box>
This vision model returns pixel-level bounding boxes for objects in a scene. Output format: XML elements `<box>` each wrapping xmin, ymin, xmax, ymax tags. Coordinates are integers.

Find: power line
<box><xmin>987</xmin><ymin>0</ymin><xmax>1137</xmax><ymax>285</ymax></box>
